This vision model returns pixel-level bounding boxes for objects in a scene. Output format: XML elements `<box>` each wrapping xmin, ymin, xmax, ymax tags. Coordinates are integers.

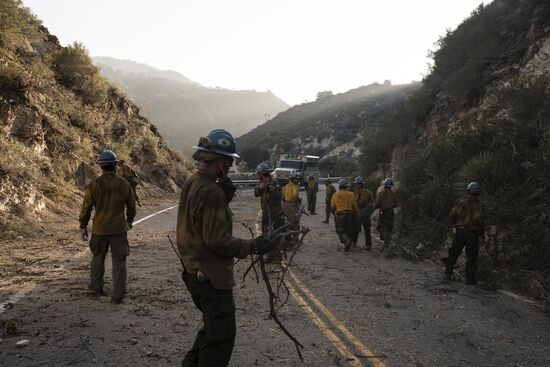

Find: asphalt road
<box><xmin>1</xmin><ymin>187</ymin><xmax>550</xmax><ymax>366</ymax></box>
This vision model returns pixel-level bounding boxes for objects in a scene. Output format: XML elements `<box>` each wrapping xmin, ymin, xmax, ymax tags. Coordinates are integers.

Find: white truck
<box><xmin>273</xmin><ymin>153</ymin><xmax>320</xmax><ymax>185</ymax></box>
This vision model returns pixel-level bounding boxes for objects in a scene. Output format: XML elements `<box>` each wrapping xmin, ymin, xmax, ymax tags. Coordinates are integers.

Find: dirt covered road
<box><xmin>1</xmin><ymin>187</ymin><xmax>550</xmax><ymax>366</ymax></box>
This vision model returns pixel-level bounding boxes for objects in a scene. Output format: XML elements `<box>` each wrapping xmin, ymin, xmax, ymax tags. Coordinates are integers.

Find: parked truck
<box><xmin>273</xmin><ymin>153</ymin><xmax>320</xmax><ymax>185</ymax></box>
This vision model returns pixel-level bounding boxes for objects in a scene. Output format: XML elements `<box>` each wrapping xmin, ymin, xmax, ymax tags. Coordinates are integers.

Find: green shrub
<box><xmin>0</xmin><ymin>0</ymin><xmax>43</xmax><ymax>49</ymax></box>
<box><xmin>52</xmin><ymin>42</ymin><xmax>96</xmax><ymax>86</ymax></box>
<box><xmin>394</xmin><ymin>75</ymin><xmax>550</xmax><ymax>295</ymax></box>
<box><xmin>80</xmin><ymin>74</ymin><xmax>108</xmax><ymax>105</ymax></box>
<box><xmin>52</xmin><ymin>42</ymin><xmax>108</xmax><ymax>105</ymax></box>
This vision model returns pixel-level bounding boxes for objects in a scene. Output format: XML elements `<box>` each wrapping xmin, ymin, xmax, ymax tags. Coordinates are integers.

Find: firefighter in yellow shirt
<box><xmin>282</xmin><ymin>171</ymin><xmax>302</xmax><ymax>243</ymax></box>
<box><xmin>330</xmin><ymin>179</ymin><xmax>358</xmax><ymax>252</ymax></box>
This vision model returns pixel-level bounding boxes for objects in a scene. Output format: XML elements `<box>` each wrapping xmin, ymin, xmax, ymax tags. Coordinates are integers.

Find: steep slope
<box><xmin>0</xmin><ymin>0</ymin><xmax>193</xmax><ymax>236</ymax></box>
<box><xmin>359</xmin><ymin>0</ymin><xmax>550</xmax><ymax>303</ymax></box>
<box><xmin>236</xmin><ymin>82</ymin><xmax>420</xmax><ymax>172</ymax></box>
<box><xmin>93</xmin><ymin>57</ymin><xmax>290</xmax><ymax>153</ymax></box>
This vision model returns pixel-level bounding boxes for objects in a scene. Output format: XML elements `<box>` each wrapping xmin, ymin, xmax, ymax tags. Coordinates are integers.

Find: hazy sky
<box><xmin>23</xmin><ymin>0</ymin><xmax>486</xmax><ymax>105</ymax></box>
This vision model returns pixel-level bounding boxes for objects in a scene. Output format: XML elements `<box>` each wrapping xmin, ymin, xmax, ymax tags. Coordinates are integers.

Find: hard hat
<box><xmin>289</xmin><ymin>171</ymin><xmax>301</xmax><ymax>180</ymax></box>
<box><xmin>193</xmin><ymin>129</ymin><xmax>239</xmax><ymax>158</ymax></box>
<box><xmin>383</xmin><ymin>177</ymin><xmax>394</xmax><ymax>188</ymax></box>
<box><xmin>338</xmin><ymin>179</ymin><xmax>349</xmax><ymax>187</ymax></box>
<box><xmin>466</xmin><ymin>182</ymin><xmax>481</xmax><ymax>193</ymax></box>
<box><xmin>354</xmin><ymin>176</ymin><xmax>366</xmax><ymax>185</ymax></box>
<box><xmin>256</xmin><ymin>162</ymin><xmax>271</xmax><ymax>174</ymax></box>
<box><xmin>97</xmin><ymin>150</ymin><xmax>118</xmax><ymax>165</ymax></box>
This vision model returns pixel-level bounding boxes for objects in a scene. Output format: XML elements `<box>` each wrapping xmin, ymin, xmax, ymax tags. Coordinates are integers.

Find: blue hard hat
<box><xmin>256</xmin><ymin>161</ymin><xmax>271</xmax><ymax>174</ymax></box>
<box><xmin>338</xmin><ymin>179</ymin><xmax>349</xmax><ymax>187</ymax></box>
<box><xmin>97</xmin><ymin>150</ymin><xmax>118</xmax><ymax>165</ymax></box>
<box><xmin>467</xmin><ymin>182</ymin><xmax>481</xmax><ymax>193</ymax></box>
<box><xmin>193</xmin><ymin>129</ymin><xmax>239</xmax><ymax>158</ymax></box>
<box><xmin>289</xmin><ymin>171</ymin><xmax>301</xmax><ymax>180</ymax></box>
<box><xmin>383</xmin><ymin>177</ymin><xmax>394</xmax><ymax>188</ymax></box>
<box><xmin>354</xmin><ymin>176</ymin><xmax>366</xmax><ymax>185</ymax></box>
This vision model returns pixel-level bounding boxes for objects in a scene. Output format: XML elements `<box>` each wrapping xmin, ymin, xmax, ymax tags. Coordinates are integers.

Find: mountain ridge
<box><xmin>93</xmin><ymin>57</ymin><xmax>290</xmax><ymax>153</ymax></box>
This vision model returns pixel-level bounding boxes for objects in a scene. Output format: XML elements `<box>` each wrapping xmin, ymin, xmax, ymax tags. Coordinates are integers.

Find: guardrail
<box><xmin>231</xmin><ymin>177</ymin><xmax>342</xmax><ymax>188</ymax></box>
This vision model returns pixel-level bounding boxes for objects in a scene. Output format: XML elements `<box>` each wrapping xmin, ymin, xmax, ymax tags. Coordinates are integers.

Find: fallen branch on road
<box><xmin>241</xmin><ymin>222</ymin><xmax>310</xmax><ymax>362</ymax></box>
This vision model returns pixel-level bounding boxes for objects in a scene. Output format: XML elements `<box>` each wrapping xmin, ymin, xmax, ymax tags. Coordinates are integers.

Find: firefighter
<box><xmin>331</xmin><ymin>179</ymin><xmax>358</xmax><ymax>252</ymax></box>
<box><xmin>353</xmin><ymin>176</ymin><xmax>374</xmax><ymax>250</ymax></box>
<box><xmin>117</xmin><ymin>159</ymin><xmax>142</xmax><ymax>206</ymax></box>
<box><xmin>254</xmin><ymin>162</ymin><xmax>284</xmax><ymax>234</ymax></box>
<box><xmin>443</xmin><ymin>182</ymin><xmax>485</xmax><ymax>285</ymax></box>
<box><xmin>176</xmin><ymin>129</ymin><xmax>275</xmax><ymax>367</ymax></box>
<box><xmin>322</xmin><ymin>179</ymin><xmax>336</xmax><ymax>224</ymax></box>
<box><xmin>282</xmin><ymin>171</ymin><xmax>302</xmax><ymax>244</ymax></box>
<box><xmin>79</xmin><ymin>150</ymin><xmax>136</xmax><ymax>304</ymax></box>
<box><xmin>375</xmin><ymin>177</ymin><xmax>398</xmax><ymax>249</ymax></box>
<box><xmin>254</xmin><ymin>162</ymin><xmax>284</xmax><ymax>262</ymax></box>
<box><xmin>305</xmin><ymin>175</ymin><xmax>319</xmax><ymax>215</ymax></box>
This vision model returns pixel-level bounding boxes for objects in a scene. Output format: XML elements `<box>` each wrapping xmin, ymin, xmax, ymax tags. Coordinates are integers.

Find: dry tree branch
<box><xmin>241</xmin><ymin>222</ymin><xmax>305</xmax><ymax>362</ymax></box>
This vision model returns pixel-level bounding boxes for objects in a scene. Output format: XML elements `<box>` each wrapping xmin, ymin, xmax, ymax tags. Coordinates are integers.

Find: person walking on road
<box><xmin>331</xmin><ymin>179</ymin><xmax>358</xmax><ymax>252</ymax></box>
<box><xmin>375</xmin><ymin>177</ymin><xmax>398</xmax><ymax>249</ymax></box>
<box><xmin>322</xmin><ymin>179</ymin><xmax>336</xmax><ymax>224</ymax></box>
<box><xmin>443</xmin><ymin>182</ymin><xmax>485</xmax><ymax>285</ymax></box>
<box><xmin>353</xmin><ymin>176</ymin><xmax>374</xmax><ymax>250</ymax></box>
<box><xmin>79</xmin><ymin>149</ymin><xmax>136</xmax><ymax>304</ymax></box>
<box><xmin>305</xmin><ymin>175</ymin><xmax>319</xmax><ymax>215</ymax></box>
<box><xmin>176</xmin><ymin>129</ymin><xmax>275</xmax><ymax>367</ymax></box>
<box><xmin>118</xmin><ymin>159</ymin><xmax>142</xmax><ymax>206</ymax></box>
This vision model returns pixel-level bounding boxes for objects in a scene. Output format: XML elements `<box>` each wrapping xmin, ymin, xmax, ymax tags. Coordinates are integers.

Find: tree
<box><xmin>316</xmin><ymin>91</ymin><xmax>333</xmax><ymax>101</ymax></box>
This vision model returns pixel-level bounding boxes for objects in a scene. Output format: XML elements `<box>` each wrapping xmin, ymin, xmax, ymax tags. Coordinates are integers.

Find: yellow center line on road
<box><xmin>285</xmin><ymin>280</ymin><xmax>365</xmax><ymax>367</ymax></box>
<box><xmin>288</xmin><ymin>271</ymin><xmax>388</xmax><ymax>367</ymax></box>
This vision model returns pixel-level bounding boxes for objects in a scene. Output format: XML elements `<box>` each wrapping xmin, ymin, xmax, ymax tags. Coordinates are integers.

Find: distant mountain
<box><xmin>93</xmin><ymin>57</ymin><xmax>290</xmax><ymax>153</ymax></box>
<box><xmin>236</xmin><ymin>81</ymin><xmax>420</xmax><ymax>173</ymax></box>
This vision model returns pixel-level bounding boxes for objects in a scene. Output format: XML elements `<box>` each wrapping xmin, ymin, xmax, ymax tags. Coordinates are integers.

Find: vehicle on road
<box><xmin>273</xmin><ymin>153</ymin><xmax>320</xmax><ymax>185</ymax></box>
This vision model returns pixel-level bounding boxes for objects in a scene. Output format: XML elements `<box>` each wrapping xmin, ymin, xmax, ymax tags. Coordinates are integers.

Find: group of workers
<box><xmin>254</xmin><ymin>167</ymin><xmax>397</xmax><ymax>254</ymax></box>
<box><xmin>78</xmin><ymin>128</ymin><xmax>485</xmax><ymax>367</ymax></box>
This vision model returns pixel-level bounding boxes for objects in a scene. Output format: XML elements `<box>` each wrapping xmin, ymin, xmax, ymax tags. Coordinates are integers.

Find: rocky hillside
<box><xmin>93</xmin><ymin>57</ymin><xmax>290</xmax><ymax>153</ymax></box>
<box><xmin>0</xmin><ymin>0</ymin><xmax>193</xmax><ymax>236</ymax></box>
<box><xmin>359</xmin><ymin>0</ymin><xmax>550</xmax><ymax>304</ymax></box>
<box><xmin>236</xmin><ymin>81</ymin><xmax>419</xmax><ymax>173</ymax></box>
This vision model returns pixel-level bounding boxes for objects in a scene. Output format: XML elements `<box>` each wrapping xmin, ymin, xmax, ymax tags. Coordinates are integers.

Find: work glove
<box><xmin>80</xmin><ymin>227</ymin><xmax>88</xmax><ymax>242</ymax></box>
<box><xmin>253</xmin><ymin>236</ymin><xmax>275</xmax><ymax>255</ymax></box>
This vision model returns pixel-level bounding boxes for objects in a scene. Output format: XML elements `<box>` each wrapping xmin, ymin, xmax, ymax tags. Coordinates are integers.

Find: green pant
<box><xmin>182</xmin><ymin>272</ymin><xmax>236</xmax><ymax>367</ymax></box>
<box><xmin>307</xmin><ymin>193</ymin><xmax>317</xmax><ymax>213</ymax></box>
<box><xmin>335</xmin><ymin>211</ymin><xmax>354</xmax><ymax>250</ymax></box>
<box><xmin>377</xmin><ymin>209</ymin><xmax>394</xmax><ymax>245</ymax></box>
<box><xmin>445</xmin><ymin>229</ymin><xmax>480</xmax><ymax>283</ymax></box>
<box><xmin>89</xmin><ymin>233</ymin><xmax>129</xmax><ymax>299</ymax></box>
<box><xmin>283</xmin><ymin>201</ymin><xmax>301</xmax><ymax>245</ymax></box>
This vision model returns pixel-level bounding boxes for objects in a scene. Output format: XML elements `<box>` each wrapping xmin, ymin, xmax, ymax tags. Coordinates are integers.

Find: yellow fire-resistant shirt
<box><xmin>331</xmin><ymin>189</ymin><xmax>358</xmax><ymax>213</ymax></box>
<box><xmin>282</xmin><ymin>181</ymin><xmax>300</xmax><ymax>202</ymax></box>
